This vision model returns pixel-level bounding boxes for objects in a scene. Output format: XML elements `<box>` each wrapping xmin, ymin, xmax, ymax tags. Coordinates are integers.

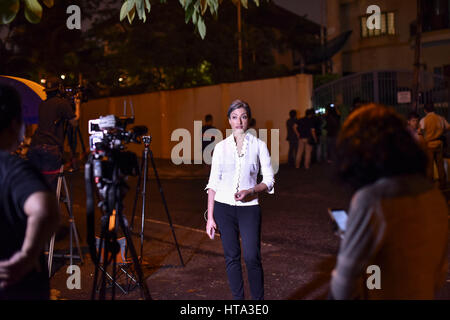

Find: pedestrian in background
<box><xmin>295</xmin><ymin>109</ymin><xmax>317</xmax><ymax>170</ymax></box>
<box><xmin>286</xmin><ymin>110</ymin><xmax>299</xmax><ymax>167</ymax></box>
<box><xmin>325</xmin><ymin>104</ymin><xmax>341</xmax><ymax>163</ymax></box>
<box><xmin>420</xmin><ymin>103</ymin><xmax>450</xmax><ymax>189</ymax></box>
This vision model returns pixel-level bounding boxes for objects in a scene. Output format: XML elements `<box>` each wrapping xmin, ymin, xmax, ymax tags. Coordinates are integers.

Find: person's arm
<box><xmin>294</xmin><ymin>123</ymin><xmax>300</xmax><ymax>139</ymax></box>
<box><xmin>0</xmin><ymin>191</ymin><xmax>59</xmax><ymax>287</ymax></box>
<box><xmin>419</xmin><ymin>118</ymin><xmax>425</xmax><ymax>137</ymax></box>
<box><xmin>205</xmin><ymin>144</ymin><xmax>222</xmax><ymax>239</ymax></box>
<box><xmin>443</xmin><ymin>118</ymin><xmax>450</xmax><ymax>132</ymax></box>
<box><xmin>234</xmin><ymin>183</ymin><xmax>269</xmax><ymax>202</ymax></box>
<box><xmin>206</xmin><ymin>189</ymin><xmax>217</xmax><ymax>239</ymax></box>
<box><xmin>311</xmin><ymin>127</ymin><xmax>318</xmax><ymax>143</ymax></box>
<box><xmin>330</xmin><ymin>190</ymin><xmax>385</xmax><ymax>299</ymax></box>
<box><xmin>235</xmin><ymin>140</ymin><xmax>275</xmax><ymax>201</ymax></box>
<box><xmin>294</xmin><ymin>120</ymin><xmax>302</xmax><ymax>139</ymax></box>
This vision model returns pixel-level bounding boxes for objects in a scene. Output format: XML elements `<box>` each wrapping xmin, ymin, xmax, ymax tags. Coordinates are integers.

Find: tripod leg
<box><xmin>130</xmin><ymin>154</ymin><xmax>145</xmax><ymax>231</ymax></box>
<box><xmin>62</xmin><ymin>175</ymin><xmax>83</xmax><ymax>264</ymax></box>
<box><xmin>48</xmin><ymin>168</ymin><xmax>64</xmax><ymax>277</ymax></box>
<box><xmin>148</xmin><ymin>150</ymin><xmax>185</xmax><ymax>267</ymax></box>
<box><xmin>48</xmin><ymin>234</ymin><xmax>56</xmax><ymax>277</ymax></box>
<box><xmin>117</xmin><ymin>211</ymin><xmax>152</xmax><ymax>300</ymax></box>
<box><xmin>76</xmin><ymin>125</ymin><xmax>86</xmax><ymax>155</ymax></box>
<box><xmin>139</xmin><ymin>149</ymin><xmax>149</xmax><ymax>263</ymax></box>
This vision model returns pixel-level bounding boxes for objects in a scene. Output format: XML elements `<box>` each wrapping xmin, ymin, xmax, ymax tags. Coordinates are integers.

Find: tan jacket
<box><xmin>419</xmin><ymin>112</ymin><xmax>450</xmax><ymax>149</ymax></box>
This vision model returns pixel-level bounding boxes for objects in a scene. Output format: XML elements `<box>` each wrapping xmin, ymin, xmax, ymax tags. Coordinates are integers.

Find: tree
<box><xmin>84</xmin><ymin>0</ymin><xmax>286</xmax><ymax>96</ymax></box>
<box><xmin>0</xmin><ymin>0</ymin><xmax>109</xmax><ymax>83</ymax></box>
<box><xmin>1</xmin><ymin>0</ymin><xmax>264</xmax><ymax>39</ymax></box>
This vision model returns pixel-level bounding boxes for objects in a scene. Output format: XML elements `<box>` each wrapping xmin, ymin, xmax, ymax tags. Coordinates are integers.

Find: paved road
<box><xmin>48</xmin><ymin>161</ymin><xmax>450</xmax><ymax>300</ymax></box>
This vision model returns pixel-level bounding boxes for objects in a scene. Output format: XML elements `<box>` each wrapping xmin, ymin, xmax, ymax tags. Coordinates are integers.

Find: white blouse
<box><xmin>205</xmin><ymin>132</ymin><xmax>275</xmax><ymax>206</ymax></box>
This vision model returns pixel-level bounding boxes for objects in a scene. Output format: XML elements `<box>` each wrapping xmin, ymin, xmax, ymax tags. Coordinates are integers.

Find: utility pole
<box><xmin>320</xmin><ymin>0</ymin><xmax>326</xmax><ymax>75</ymax></box>
<box><xmin>412</xmin><ymin>0</ymin><xmax>422</xmax><ymax>112</ymax></box>
<box><xmin>237</xmin><ymin>0</ymin><xmax>243</xmax><ymax>73</ymax></box>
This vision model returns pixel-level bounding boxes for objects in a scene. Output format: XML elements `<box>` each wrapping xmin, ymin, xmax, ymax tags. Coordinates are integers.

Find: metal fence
<box><xmin>313</xmin><ymin>70</ymin><xmax>450</xmax><ymax>120</ymax></box>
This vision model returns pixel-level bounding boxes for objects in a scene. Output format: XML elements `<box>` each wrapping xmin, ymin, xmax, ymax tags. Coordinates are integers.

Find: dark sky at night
<box><xmin>273</xmin><ymin>0</ymin><xmax>322</xmax><ymax>24</ymax></box>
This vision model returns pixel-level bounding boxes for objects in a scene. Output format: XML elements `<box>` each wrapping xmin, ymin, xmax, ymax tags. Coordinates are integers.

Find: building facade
<box><xmin>327</xmin><ymin>0</ymin><xmax>450</xmax><ymax>77</ymax></box>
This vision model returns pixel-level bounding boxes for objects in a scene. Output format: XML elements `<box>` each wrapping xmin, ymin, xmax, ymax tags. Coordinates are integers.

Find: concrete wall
<box><xmin>79</xmin><ymin>74</ymin><xmax>313</xmax><ymax>163</ymax></box>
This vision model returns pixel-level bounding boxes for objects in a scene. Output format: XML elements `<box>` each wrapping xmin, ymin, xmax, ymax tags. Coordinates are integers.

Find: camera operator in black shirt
<box><xmin>28</xmin><ymin>78</ymin><xmax>78</xmax><ymax>188</ymax></box>
<box><xmin>0</xmin><ymin>84</ymin><xmax>59</xmax><ymax>300</ymax></box>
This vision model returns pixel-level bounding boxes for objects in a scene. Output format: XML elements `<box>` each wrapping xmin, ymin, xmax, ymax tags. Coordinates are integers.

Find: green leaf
<box><xmin>145</xmin><ymin>0</ymin><xmax>151</xmax><ymax>12</ymax></box>
<box><xmin>120</xmin><ymin>0</ymin><xmax>130</xmax><ymax>21</ymax></box>
<box><xmin>208</xmin><ymin>0</ymin><xmax>218</xmax><ymax>15</ymax></box>
<box><xmin>241</xmin><ymin>0</ymin><xmax>248</xmax><ymax>9</ymax></box>
<box><xmin>185</xmin><ymin>3</ymin><xmax>194</xmax><ymax>23</ymax></box>
<box><xmin>127</xmin><ymin>6</ymin><xmax>136</xmax><ymax>23</ymax></box>
<box><xmin>192</xmin><ymin>9</ymin><xmax>198</xmax><ymax>24</ymax></box>
<box><xmin>136</xmin><ymin>0</ymin><xmax>143</xmax><ymax>20</ymax></box>
<box><xmin>0</xmin><ymin>0</ymin><xmax>19</xmax><ymax>24</ymax></box>
<box><xmin>197</xmin><ymin>16</ymin><xmax>206</xmax><ymax>39</ymax></box>
<box><xmin>24</xmin><ymin>0</ymin><xmax>43</xmax><ymax>24</ymax></box>
<box><xmin>42</xmin><ymin>0</ymin><xmax>54</xmax><ymax>8</ymax></box>
<box><xmin>253</xmin><ymin>0</ymin><xmax>259</xmax><ymax>6</ymax></box>
<box><xmin>127</xmin><ymin>0</ymin><xmax>136</xmax><ymax>12</ymax></box>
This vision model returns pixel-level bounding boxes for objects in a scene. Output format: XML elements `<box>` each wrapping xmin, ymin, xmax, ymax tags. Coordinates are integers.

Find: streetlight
<box><xmin>60</xmin><ymin>74</ymin><xmax>66</xmax><ymax>80</ymax></box>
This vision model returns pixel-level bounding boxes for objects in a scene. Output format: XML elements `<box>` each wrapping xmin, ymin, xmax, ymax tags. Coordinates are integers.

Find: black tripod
<box><xmin>85</xmin><ymin>155</ymin><xmax>151</xmax><ymax>300</ymax></box>
<box><xmin>130</xmin><ymin>136</ymin><xmax>185</xmax><ymax>267</ymax></box>
<box><xmin>65</xmin><ymin>122</ymin><xmax>87</xmax><ymax>159</ymax></box>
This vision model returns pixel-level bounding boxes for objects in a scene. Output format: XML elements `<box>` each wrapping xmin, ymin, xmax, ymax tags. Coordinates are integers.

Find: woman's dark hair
<box><xmin>289</xmin><ymin>109</ymin><xmax>297</xmax><ymax>118</ymax></box>
<box><xmin>227</xmin><ymin>99</ymin><xmax>251</xmax><ymax>120</ymax></box>
<box><xmin>336</xmin><ymin>103</ymin><xmax>427</xmax><ymax>189</ymax></box>
<box><xmin>0</xmin><ymin>85</ymin><xmax>22</xmax><ymax>133</ymax></box>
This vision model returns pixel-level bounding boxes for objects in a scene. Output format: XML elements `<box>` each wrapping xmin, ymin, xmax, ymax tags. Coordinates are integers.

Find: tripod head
<box><xmin>142</xmin><ymin>135</ymin><xmax>152</xmax><ymax>146</ymax></box>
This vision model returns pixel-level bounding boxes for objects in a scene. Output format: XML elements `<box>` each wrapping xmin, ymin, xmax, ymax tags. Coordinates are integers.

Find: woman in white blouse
<box><xmin>205</xmin><ymin>100</ymin><xmax>275</xmax><ymax>300</ymax></box>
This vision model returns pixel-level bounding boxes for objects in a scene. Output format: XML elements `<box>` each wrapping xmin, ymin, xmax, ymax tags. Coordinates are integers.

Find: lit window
<box><xmin>361</xmin><ymin>11</ymin><xmax>396</xmax><ymax>38</ymax></box>
<box><xmin>387</xmin><ymin>12</ymin><xmax>395</xmax><ymax>35</ymax></box>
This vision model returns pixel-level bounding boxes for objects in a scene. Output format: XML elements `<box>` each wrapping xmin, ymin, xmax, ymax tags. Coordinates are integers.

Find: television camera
<box><xmin>85</xmin><ymin>114</ymin><xmax>151</xmax><ymax>300</ymax></box>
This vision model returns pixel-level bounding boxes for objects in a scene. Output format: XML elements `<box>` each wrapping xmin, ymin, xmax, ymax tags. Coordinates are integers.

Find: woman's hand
<box><xmin>234</xmin><ymin>189</ymin><xmax>254</xmax><ymax>202</ymax></box>
<box><xmin>206</xmin><ymin>218</ymin><xmax>217</xmax><ymax>240</ymax></box>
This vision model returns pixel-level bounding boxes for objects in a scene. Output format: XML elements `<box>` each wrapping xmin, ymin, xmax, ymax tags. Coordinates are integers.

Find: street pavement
<box><xmin>47</xmin><ymin>160</ymin><xmax>450</xmax><ymax>300</ymax></box>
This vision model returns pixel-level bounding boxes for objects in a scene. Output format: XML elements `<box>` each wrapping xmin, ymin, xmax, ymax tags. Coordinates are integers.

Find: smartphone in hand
<box><xmin>327</xmin><ymin>208</ymin><xmax>348</xmax><ymax>238</ymax></box>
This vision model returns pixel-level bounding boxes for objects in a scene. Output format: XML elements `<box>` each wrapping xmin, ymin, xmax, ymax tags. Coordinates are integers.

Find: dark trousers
<box><xmin>213</xmin><ymin>201</ymin><xmax>264</xmax><ymax>300</ymax></box>
<box><xmin>327</xmin><ymin>136</ymin><xmax>337</xmax><ymax>162</ymax></box>
<box><xmin>288</xmin><ymin>140</ymin><xmax>298</xmax><ymax>167</ymax></box>
<box><xmin>426</xmin><ymin>145</ymin><xmax>447</xmax><ymax>189</ymax></box>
